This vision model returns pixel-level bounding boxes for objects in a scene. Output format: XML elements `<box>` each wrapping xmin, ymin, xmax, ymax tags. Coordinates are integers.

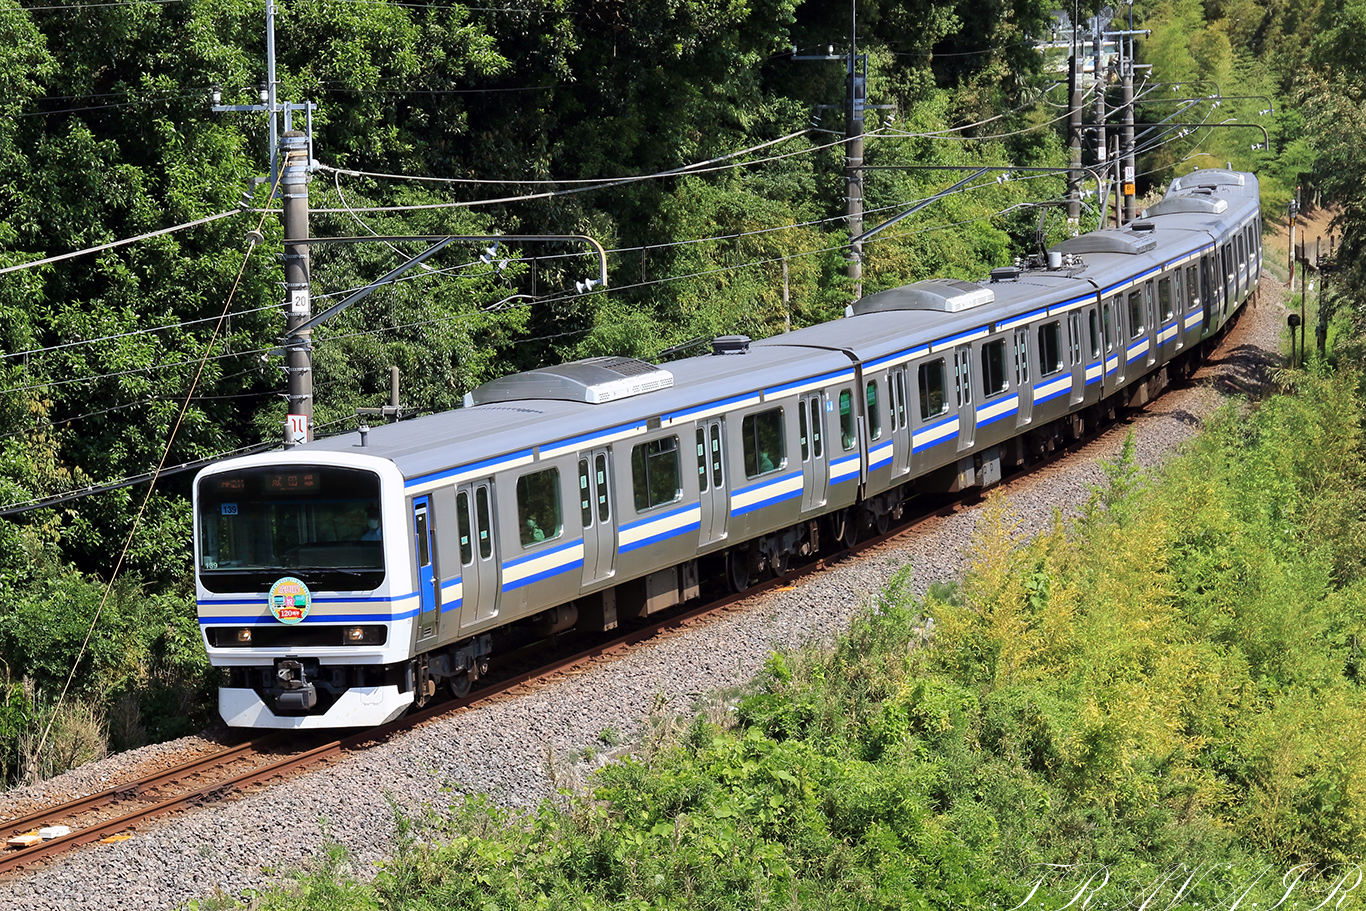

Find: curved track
<box><xmin>2</xmin><ymin>306</ymin><xmax>1246</xmax><ymax>876</ymax></box>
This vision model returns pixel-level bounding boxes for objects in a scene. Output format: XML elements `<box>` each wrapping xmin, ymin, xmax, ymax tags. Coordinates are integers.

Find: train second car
<box><xmin>194</xmin><ymin>168</ymin><xmax>1262</xmax><ymax>728</ymax></box>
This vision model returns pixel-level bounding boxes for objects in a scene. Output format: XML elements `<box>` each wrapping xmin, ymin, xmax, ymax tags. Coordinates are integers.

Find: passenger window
<box><xmin>1038</xmin><ymin>321</ymin><xmax>1063</xmax><ymax>375</ymax></box>
<box><xmin>918</xmin><ymin>359</ymin><xmax>947</xmax><ymax>419</ymax></box>
<box><xmin>865</xmin><ymin>381</ymin><xmax>882</xmax><ymax>442</ymax></box>
<box><xmin>578</xmin><ymin>459</ymin><xmax>592</xmax><ymax>527</ymax></box>
<box><xmin>709</xmin><ymin>425</ymin><xmax>723</xmax><ymax>487</ymax></box>
<box><xmin>894</xmin><ymin>373</ymin><xmax>907</xmax><ymax>428</ymax></box>
<box><xmin>696</xmin><ymin>428</ymin><xmax>708</xmax><ymax>492</ymax></box>
<box><xmin>798</xmin><ymin>405</ymin><xmax>810</xmax><ymax>461</ymax></box>
<box><xmin>595</xmin><ymin>454</ymin><xmax>610</xmax><ymax>523</ymax></box>
<box><xmin>631</xmin><ymin>437</ymin><xmax>681</xmax><ymax>512</ymax></box>
<box><xmin>1127</xmin><ymin>290</ymin><xmax>1144</xmax><ymax>336</ymax></box>
<box><xmin>1158</xmin><ymin>278</ymin><xmax>1173</xmax><ymax>320</ymax></box>
<box><xmin>1014</xmin><ymin>334</ymin><xmax>1029</xmax><ymax>385</ymax></box>
<box><xmin>981</xmin><ymin>339</ymin><xmax>1008</xmax><ymax>396</ymax></box>
<box><xmin>414</xmin><ymin>509</ymin><xmax>430</xmax><ymax>567</ymax></box>
<box><xmin>1187</xmin><ymin>265</ymin><xmax>1199</xmax><ymax>306</ymax></box>
<box><xmin>742</xmin><ymin>408</ymin><xmax>786</xmax><ymax>478</ymax></box>
<box><xmin>456</xmin><ymin>491</ymin><xmax>472</xmax><ymax>565</ymax></box>
<box><xmin>475</xmin><ymin>487</ymin><xmax>491</xmax><ymax>559</ymax></box>
<box><xmin>838</xmin><ymin>389</ymin><xmax>856</xmax><ymax>450</ymax></box>
<box><xmin>516</xmin><ymin>468</ymin><xmax>562</xmax><ymax>547</ymax></box>
<box><xmin>1088</xmin><ymin>309</ymin><xmax>1100</xmax><ymax>358</ymax></box>
<box><xmin>809</xmin><ymin>399</ymin><xmax>823</xmax><ymax>458</ymax></box>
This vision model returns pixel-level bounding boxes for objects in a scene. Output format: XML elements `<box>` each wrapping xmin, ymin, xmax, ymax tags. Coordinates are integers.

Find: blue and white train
<box><xmin>194</xmin><ymin>168</ymin><xmax>1262</xmax><ymax>728</ymax></box>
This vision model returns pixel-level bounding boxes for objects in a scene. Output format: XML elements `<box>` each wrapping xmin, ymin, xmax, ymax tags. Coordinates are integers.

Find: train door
<box><xmin>1102</xmin><ymin>297</ymin><xmax>1122</xmax><ymax>396</ymax></box>
<box><xmin>697</xmin><ymin>418</ymin><xmax>729</xmax><ymax>546</ymax></box>
<box><xmin>1201</xmin><ymin>254</ymin><xmax>1215</xmax><ymax>332</ymax></box>
<box><xmin>1013</xmin><ymin>328</ymin><xmax>1032</xmax><ymax>426</ymax></box>
<box><xmin>954</xmin><ymin>345</ymin><xmax>976</xmax><ymax>450</ymax></box>
<box><xmin>455</xmin><ymin>482</ymin><xmax>499</xmax><ymax>628</ymax></box>
<box><xmin>1229</xmin><ymin>241</ymin><xmax>1240</xmax><ymax>314</ymax></box>
<box><xmin>578</xmin><ymin>450</ymin><xmax>616</xmax><ymax>585</ymax></box>
<box><xmin>799</xmin><ymin>393</ymin><xmax>829</xmax><ymax>511</ymax></box>
<box><xmin>412</xmin><ymin>496</ymin><xmax>440</xmax><ymax>647</ymax></box>
<box><xmin>889</xmin><ymin>369</ymin><xmax>911</xmax><ymax>476</ymax></box>
<box><xmin>1068</xmin><ymin>312</ymin><xmax>1086</xmax><ymax>404</ymax></box>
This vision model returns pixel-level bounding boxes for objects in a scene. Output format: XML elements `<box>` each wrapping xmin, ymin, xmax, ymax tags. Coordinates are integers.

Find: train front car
<box><xmin>194</xmin><ymin>453</ymin><xmax>416</xmax><ymax>728</ymax></box>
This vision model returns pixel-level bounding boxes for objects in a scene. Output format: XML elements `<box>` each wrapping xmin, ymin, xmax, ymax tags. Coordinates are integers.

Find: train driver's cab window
<box><xmin>742</xmin><ymin>408</ymin><xmax>786</xmax><ymax>478</ymax></box>
<box><xmin>865</xmin><ymin>381</ymin><xmax>882</xmax><ymax>442</ymax></box>
<box><xmin>918</xmin><ymin>358</ymin><xmax>947</xmax><ymax>420</ymax></box>
<box><xmin>1127</xmin><ymin>290</ymin><xmax>1144</xmax><ymax>337</ymax></box>
<box><xmin>631</xmin><ymin>436</ymin><xmax>681</xmax><ymax>512</ymax></box>
<box><xmin>1158</xmin><ymin>277</ymin><xmax>1173</xmax><ymax>321</ymax></box>
<box><xmin>838</xmin><ymin>389</ymin><xmax>856</xmax><ymax>450</ymax></box>
<box><xmin>1038</xmin><ymin>321</ymin><xmax>1063</xmax><ymax>375</ymax></box>
<box><xmin>981</xmin><ymin>338</ymin><xmax>1008</xmax><ymax>396</ymax></box>
<box><xmin>516</xmin><ymin>468</ymin><xmax>562</xmax><ymax>547</ymax></box>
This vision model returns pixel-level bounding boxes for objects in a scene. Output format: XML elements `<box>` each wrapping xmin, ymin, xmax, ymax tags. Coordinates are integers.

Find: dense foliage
<box><xmin>0</xmin><ymin>0</ymin><xmax>1073</xmax><ymax>783</ymax></box>
<box><xmin>196</xmin><ymin>372</ymin><xmax>1366</xmax><ymax>909</ymax></box>
<box><xmin>3</xmin><ymin>0</ymin><xmax>1366</xmax><ymax>787</ymax></box>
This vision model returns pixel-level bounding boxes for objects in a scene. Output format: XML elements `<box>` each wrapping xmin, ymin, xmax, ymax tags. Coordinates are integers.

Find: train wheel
<box><xmin>835</xmin><ymin>509</ymin><xmax>858</xmax><ymax>549</ymax></box>
<box><xmin>728</xmin><ymin>549</ymin><xmax>751</xmax><ymax>592</ymax></box>
<box><xmin>447</xmin><ymin>672</ymin><xmax>471</xmax><ymax>699</ymax></box>
<box><xmin>874</xmin><ymin>508</ymin><xmax>890</xmax><ymax>536</ymax></box>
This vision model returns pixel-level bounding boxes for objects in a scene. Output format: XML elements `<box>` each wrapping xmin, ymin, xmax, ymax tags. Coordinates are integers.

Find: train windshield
<box><xmin>196</xmin><ymin>465</ymin><xmax>385</xmax><ymax>592</ymax></box>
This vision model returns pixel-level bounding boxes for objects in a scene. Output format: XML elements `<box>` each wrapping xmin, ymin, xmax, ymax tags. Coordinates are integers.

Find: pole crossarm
<box><xmin>1130</xmin><ymin>121</ymin><xmax>1271</xmax><ymax>147</ymax></box>
<box><xmin>850</xmin><ymin>169</ymin><xmax>989</xmax><ymax>245</ymax></box>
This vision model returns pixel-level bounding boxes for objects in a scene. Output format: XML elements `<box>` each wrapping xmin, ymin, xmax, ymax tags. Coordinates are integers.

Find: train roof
<box><xmin>304</xmin><ymin>341</ymin><xmax>853</xmax><ymax>483</ymax></box>
<box><xmin>283</xmin><ymin>168</ymin><xmax>1262</xmax><ymax>486</ymax></box>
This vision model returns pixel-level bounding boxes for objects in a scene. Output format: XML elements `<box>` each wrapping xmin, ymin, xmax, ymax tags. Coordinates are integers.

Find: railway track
<box><xmin>0</xmin><ymin>333</ymin><xmax>1195</xmax><ymax>876</ymax></box>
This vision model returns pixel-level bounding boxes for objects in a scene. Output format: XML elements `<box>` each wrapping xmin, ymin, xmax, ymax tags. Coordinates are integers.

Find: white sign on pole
<box><xmin>290</xmin><ymin>288</ymin><xmax>310</xmax><ymax>316</ymax></box>
<box><xmin>286</xmin><ymin>413</ymin><xmax>308</xmax><ymax>444</ymax></box>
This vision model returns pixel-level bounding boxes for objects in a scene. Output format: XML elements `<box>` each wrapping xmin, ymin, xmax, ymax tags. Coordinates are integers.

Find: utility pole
<box><xmin>1121</xmin><ymin>42</ymin><xmax>1135</xmax><ymax>223</ymax></box>
<box><xmin>845</xmin><ymin>1</ymin><xmax>865</xmax><ymax>300</ymax></box>
<box><xmin>1067</xmin><ymin>38</ymin><xmax>1082</xmax><ymax>230</ymax></box>
<box><xmin>1094</xmin><ymin>17</ymin><xmax>1107</xmax><ymax>217</ymax></box>
<box><xmin>792</xmin><ymin>4</ymin><xmax>884</xmax><ymax>304</ymax></box>
<box><xmin>281</xmin><ymin>132</ymin><xmax>312</xmax><ymax>446</ymax></box>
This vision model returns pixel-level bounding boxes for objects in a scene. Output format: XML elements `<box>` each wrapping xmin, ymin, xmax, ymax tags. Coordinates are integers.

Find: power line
<box><xmin>312</xmin><ymin>130</ymin><xmax>863</xmax><ymax>212</ymax></box>
<box><xmin>0</xmin><ymin>344</ymin><xmax>273</xmax><ymax>395</ymax></box>
<box><xmin>321</xmin><ymin>128</ymin><xmax>816</xmax><ymax>187</ymax></box>
<box><xmin>1</xmin><ymin>304</ymin><xmax>278</xmax><ymax>362</ymax></box>
<box><xmin>0</xmin><ymin>208</ymin><xmax>245</xmax><ymax>276</ymax></box>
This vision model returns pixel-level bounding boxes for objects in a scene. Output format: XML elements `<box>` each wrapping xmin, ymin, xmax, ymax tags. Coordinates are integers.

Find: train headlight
<box><xmin>235</xmin><ymin>628</ymin><xmax>253</xmax><ymax>643</ymax></box>
<box><xmin>344</xmin><ymin>626</ymin><xmax>366</xmax><ymax>642</ymax></box>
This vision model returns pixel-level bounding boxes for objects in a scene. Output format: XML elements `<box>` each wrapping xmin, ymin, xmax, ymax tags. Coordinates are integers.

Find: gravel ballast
<box><xmin>0</xmin><ymin>282</ymin><xmax>1286</xmax><ymax>909</ymax></box>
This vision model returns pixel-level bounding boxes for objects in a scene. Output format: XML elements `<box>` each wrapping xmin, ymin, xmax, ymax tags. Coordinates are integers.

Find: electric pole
<box><xmin>791</xmin><ymin>3</ymin><xmax>878</xmax><ymax>304</ymax></box>
<box><xmin>845</xmin><ymin>0</ymin><xmax>865</xmax><ymax>301</ymax></box>
<box><xmin>1067</xmin><ymin>41</ymin><xmax>1082</xmax><ymax>230</ymax></box>
<box><xmin>1094</xmin><ymin>17</ymin><xmax>1107</xmax><ymax>218</ymax></box>
<box><xmin>281</xmin><ymin>132</ymin><xmax>313</xmax><ymax>446</ymax></box>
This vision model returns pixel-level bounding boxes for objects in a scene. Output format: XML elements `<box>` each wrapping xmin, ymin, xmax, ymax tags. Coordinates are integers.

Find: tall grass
<box><xmin>200</xmin><ymin>374</ymin><xmax>1366</xmax><ymax>910</ymax></box>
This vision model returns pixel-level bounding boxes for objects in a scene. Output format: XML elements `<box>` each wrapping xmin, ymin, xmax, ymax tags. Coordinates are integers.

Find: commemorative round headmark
<box><xmin>268</xmin><ymin>576</ymin><xmax>312</xmax><ymax>625</ymax></box>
